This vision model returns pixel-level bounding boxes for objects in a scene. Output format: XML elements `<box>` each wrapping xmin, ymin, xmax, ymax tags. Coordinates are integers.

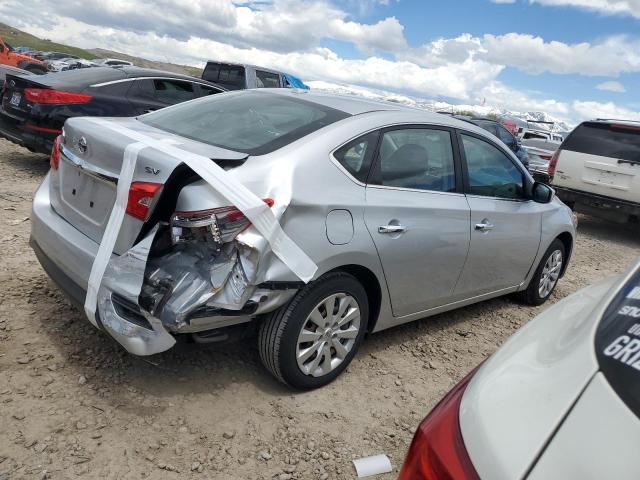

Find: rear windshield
<box><xmin>596</xmin><ymin>265</ymin><xmax>640</xmax><ymax>419</ymax></box>
<box><xmin>562</xmin><ymin>122</ymin><xmax>640</xmax><ymax>163</ymax></box>
<box><xmin>202</xmin><ymin>63</ymin><xmax>246</xmax><ymax>90</ymax></box>
<box><xmin>140</xmin><ymin>91</ymin><xmax>350</xmax><ymax>155</ymax></box>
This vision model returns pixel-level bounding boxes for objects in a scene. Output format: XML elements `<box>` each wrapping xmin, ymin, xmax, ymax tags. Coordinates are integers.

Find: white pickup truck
<box><xmin>550</xmin><ymin>120</ymin><xmax>640</xmax><ymax>223</ymax></box>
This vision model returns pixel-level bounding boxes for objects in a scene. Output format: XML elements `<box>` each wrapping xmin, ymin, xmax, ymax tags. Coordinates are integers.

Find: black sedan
<box><xmin>0</xmin><ymin>66</ymin><xmax>225</xmax><ymax>154</ymax></box>
<box><xmin>0</xmin><ymin>64</ymin><xmax>32</xmax><ymax>90</ymax></box>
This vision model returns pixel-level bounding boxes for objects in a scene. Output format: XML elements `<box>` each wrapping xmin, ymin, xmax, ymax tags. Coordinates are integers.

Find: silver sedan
<box><xmin>30</xmin><ymin>89</ymin><xmax>576</xmax><ymax>389</ymax></box>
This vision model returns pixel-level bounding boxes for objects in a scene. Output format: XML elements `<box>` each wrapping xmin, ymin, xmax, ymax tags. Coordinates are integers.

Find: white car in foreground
<box><xmin>399</xmin><ymin>258</ymin><xmax>640</xmax><ymax>480</ymax></box>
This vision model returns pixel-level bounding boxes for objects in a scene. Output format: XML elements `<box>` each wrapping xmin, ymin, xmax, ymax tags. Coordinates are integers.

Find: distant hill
<box><xmin>0</xmin><ymin>23</ymin><xmax>202</xmax><ymax>78</ymax></box>
<box><xmin>88</xmin><ymin>48</ymin><xmax>202</xmax><ymax>77</ymax></box>
<box><xmin>0</xmin><ymin>22</ymin><xmax>98</xmax><ymax>59</ymax></box>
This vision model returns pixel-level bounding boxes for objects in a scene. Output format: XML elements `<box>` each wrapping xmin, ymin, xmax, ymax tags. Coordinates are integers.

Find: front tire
<box><xmin>258</xmin><ymin>272</ymin><xmax>368</xmax><ymax>390</ymax></box>
<box><xmin>520</xmin><ymin>239</ymin><xmax>565</xmax><ymax>306</ymax></box>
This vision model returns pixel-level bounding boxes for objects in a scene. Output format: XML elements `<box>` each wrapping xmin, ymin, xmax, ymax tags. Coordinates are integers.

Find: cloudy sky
<box><xmin>2</xmin><ymin>0</ymin><xmax>639</xmax><ymax>123</ymax></box>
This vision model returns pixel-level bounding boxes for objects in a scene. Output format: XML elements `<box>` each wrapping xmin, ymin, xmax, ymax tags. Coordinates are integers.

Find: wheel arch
<box><xmin>555</xmin><ymin>231</ymin><xmax>574</xmax><ymax>278</ymax></box>
<box><xmin>328</xmin><ymin>264</ymin><xmax>382</xmax><ymax>333</ymax></box>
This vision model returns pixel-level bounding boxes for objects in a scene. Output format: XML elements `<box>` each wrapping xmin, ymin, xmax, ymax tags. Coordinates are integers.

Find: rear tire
<box><xmin>519</xmin><ymin>239</ymin><xmax>565</xmax><ymax>306</ymax></box>
<box><xmin>258</xmin><ymin>272</ymin><xmax>368</xmax><ymax>390</ymax></box>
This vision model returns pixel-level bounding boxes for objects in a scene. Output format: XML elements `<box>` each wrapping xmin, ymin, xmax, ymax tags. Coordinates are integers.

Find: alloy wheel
<box><xmin>539</xmin><ymin>249</ymin><xmax>563</xmax><ymax>299</ymax></box>
<box><xmin>295</xmin><ymin>293</ymin><xmax>361</xmax><ymax>377</ymax></box>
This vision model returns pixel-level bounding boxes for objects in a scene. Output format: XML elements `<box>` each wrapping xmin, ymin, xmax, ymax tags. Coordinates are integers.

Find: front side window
<box><xmin>462</xmin><ymin>134</ymin><xmax>524</xmax><ymax>199</ymax></box>
<box><xmin>373</xmin><ymin>128</ymin><xmax>456</xmax><ymax>192</ymax></box>
<box><xmin>141</xmin><ymin>91</ymin><xmax>350</xmax><ymax>155</ymax></box>
<box><xmin>256</xmin><ymin>70</ymin><xmax>281</xmax><ymax>88</ymax></box>
<box><xmin>333</xmin><ymin>132</ymin><xmax>378</xmax><ymax>183</ymax></box>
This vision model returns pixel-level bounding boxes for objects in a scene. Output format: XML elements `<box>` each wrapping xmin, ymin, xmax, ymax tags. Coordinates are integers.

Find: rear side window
<box><xmin>333</xmin><ymin>132</ymin><xmax>378</xmax><ymax>183</ymax></box>
<box><xmin>563</xmin><ymin>122</ymin><xmax>640</xmax><ymax>163</ymax></box>
<box><xmin>141</xmin><ymin>91</ymin><xmax>350</xmax><ymax>155</ymax></box>
<box><xmin>203</xmin><ymin>63</ymin><xmax>246</xmax><ymax>90</ymax></box>
<box><xmin>256</xmin><ymin>70</ymin><xmax>281</xmax><ymax>88</ymax></box>
<box><xmin>152</xmin><ymin>79</ymin><xmax>196</xmax><ymax>104</ymax></box>
<box><xmin>199</xmin><ymin>84</ymin><xmax>223</xmax><ymax>96</ymax></box>
<box><xmin>372</xmin><ymin>128</ymin><xmax>456</xmax><ymax>192</ymax></box>
<box><xmin>462</xmin><ymin>134</ymin><xmax>524</xmax><ymax>199</ymax></box>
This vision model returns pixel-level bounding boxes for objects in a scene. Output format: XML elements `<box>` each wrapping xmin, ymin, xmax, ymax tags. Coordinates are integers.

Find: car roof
<box><xmin>259</xmin><ymin>89</ymin><xmax>496</xmax><ymax>132</ymax></box>
<box><xmin>204</xmin><ymin>60</ymin><xmax>283</xmax><ymax>75</ymax></box>
<box><xmin>588</xmin><ymin>118</ymin><xmax>640</xmax><ymax>127</ymax></box>
<box><xmin>0</xmin><ymin>64</ymin><xmax>32</xmax><ymax>75</ymax></box>
<box><xmin>17</xmin><ymin>66</ymin><xmax>224</xmax><ymax>91</ymax></box>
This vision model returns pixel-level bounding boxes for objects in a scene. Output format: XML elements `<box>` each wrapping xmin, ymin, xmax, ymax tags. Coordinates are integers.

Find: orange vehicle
<box><xmin>0</xmin><ymin>37</ymin><xmax>47</xmax><ymax>74</ymax></box>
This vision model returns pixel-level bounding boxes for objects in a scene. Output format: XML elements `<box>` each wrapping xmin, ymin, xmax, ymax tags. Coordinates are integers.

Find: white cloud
<box><xmin>531</xmin><ymin>0</ymin><xmax>640</xmax><ymax>19</ymax></box>
<box><xmin>479</xmin><ymin>33</ymin><xmax>640</xmax><ymax>76</ymax></box>
<box><xmin>0</xmin><ymin>0</ymin><xmax>406</xmax><ymax>55</ymax></box>
<box><xmin>2</xmin><ymin>0</ymin><xmax>638</xmax><ymax>125</ymax></box>
<box><xmin>596</xmin><ymin>80</ymin><xmax>627</xmax><ymax>92</ymax></box>
<box><xmin>573</xmin><ymin>100</ymin><xmax>640</xmax><ymax>120</ymax></box>
<box><xmin>404</xmin><ymin>32</ymin><xmax>640</xmax><ymax>77</ymax></box>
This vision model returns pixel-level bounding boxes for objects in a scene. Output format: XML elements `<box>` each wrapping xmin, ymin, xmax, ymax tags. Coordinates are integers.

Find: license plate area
<box><xmin>59</xmin><ymin>155</ymin><xmax>116</xmax><ymax>228</ymax></box>
<box><xmin>583</xmin><ymin>162</ymin><xmax>634</xmax><ymax>191</ymax></box>
<box><xmin>9</xmin><ymin>92</ymin><xmax>21</xmax><ymax>107</ymax></box>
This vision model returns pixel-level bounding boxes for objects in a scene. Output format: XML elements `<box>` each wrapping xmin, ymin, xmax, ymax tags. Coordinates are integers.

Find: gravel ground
<box><xmin>0</xmin><ymin>137</ymin><xmax>639</xmax><ymax>480</ymax></box>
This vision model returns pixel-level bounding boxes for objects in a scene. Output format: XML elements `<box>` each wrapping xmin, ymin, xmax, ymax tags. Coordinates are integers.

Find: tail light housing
<box><xmin>49</xmin><ymin>135</ymin><xmax>62</xmax><ymax>170</ymax></box>
<box><xmin>398</xmin><ymin>369</ymin><xmax>480</xmax><ymax>480</ymax></box>
<box><xmin>171</xmin><ymin>198</ymin><xmax>274</xmax><ymax>245</ymax></box>
<box><xmin>24</xmin><ymin>88</ymin><xmax>92</xmax><ymax>105</ymax></box>
<box><xmin>126</xmin><ymin>182</ymin><xmax>163</xmax><ymax>221</ymax></box>
<box><xmin>547</xmin><ymin>149</ymin><xmax>560</xmax><ymax>180</ymax></box>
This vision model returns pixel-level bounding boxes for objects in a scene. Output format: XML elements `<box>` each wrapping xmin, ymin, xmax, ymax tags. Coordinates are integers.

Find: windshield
<box><xmin>140</xmin><ymin>91</ymin><xmax>350</xmax><ymax>155</ymax></box>
<box><xmin>596</xmin><ymin>263</ymin><xmax>640</xmax><ymax>419</ymax></box>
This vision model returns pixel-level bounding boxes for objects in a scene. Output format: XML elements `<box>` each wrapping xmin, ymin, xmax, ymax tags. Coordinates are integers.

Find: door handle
<box><xmin>378</xmin><ymin>225</ymin><xmax>407</xmax><ymax>234</ymax></box>
<box><xmin>475</xmin><ymin>222</ymin><xmax>495</xmax><ymax>232</ymax></box>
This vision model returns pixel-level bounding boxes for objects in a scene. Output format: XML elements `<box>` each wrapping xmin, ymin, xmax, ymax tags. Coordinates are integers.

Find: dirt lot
<box><xmin>0</xmin><ymin>137</ymin><xmax>638</xmax><ymax>480</ymax></box>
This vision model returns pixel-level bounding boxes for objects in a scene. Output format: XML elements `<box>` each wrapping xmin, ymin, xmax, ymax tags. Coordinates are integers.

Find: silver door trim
<box><xmin>90</xmin><ymin>77</ymin><xmax>221</xmax><ymax>89</ymax></box>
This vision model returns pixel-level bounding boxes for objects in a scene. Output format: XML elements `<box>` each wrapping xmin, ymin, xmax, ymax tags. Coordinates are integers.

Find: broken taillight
<box><xmin>171</xmin><ymin>198</ymin><xmax>274</xmax><ymax>245</ymax></box>
<box><xmin>126</xmin><ymin>182</ymin><xmax>163</xmax><ymax>221</ymax></box>
<box><xmin>49</xmin><ymin>135</ymin><xmax>62</xmax><ymax>170</ymax></box>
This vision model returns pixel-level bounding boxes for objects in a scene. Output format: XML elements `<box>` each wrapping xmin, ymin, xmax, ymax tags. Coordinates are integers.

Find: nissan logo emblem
<box><xmin>77</xmin><ymin>136</ymin><xmax>87</xmax><ymax>153</ymax></box>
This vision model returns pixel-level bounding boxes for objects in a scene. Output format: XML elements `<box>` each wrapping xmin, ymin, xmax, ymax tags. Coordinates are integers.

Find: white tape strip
<box><xmin>84</xmin><ymin>141</ymin><xmax>147</xmax><ymax>326</ymax></box>
<box><xmin>82</xmin><ymin>118</ymin><xmax>317</xmax><ymax>326</ymax></box>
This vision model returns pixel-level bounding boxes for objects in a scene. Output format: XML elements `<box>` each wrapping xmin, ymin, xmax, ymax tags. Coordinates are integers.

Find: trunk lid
<box><xmin>1</xmin><ymin>73</ymin><xmax>47</xmax><ymax>121</ymax></box>
<box><xmin>51</xmin><ymin>117</ymin><xmax>247</xmax><ymax>254</ymax></box>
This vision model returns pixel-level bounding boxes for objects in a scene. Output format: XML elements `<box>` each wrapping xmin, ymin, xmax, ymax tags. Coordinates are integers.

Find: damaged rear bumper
<box><xmin>31</xmin><ymin>183</ymin><xmax>297</xmax><ymax>356</ymax></box>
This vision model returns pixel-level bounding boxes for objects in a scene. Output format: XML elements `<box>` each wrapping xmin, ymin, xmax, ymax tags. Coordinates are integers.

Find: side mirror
<box><xmin>532</xmin><ymin>182</ymin><xmax>554</xmax><ymax>203</ymax></box>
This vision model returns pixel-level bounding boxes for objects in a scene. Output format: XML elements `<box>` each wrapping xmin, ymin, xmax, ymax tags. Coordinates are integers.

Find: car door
<box><xmin>453</xmin><ymin>131</ymin><xmax>542</xmax><ymax>298</ymax></box>
<box><xmin>363</xmin><ymin>126</ymin><xmax>471</xmax><ymax>317</ymax></box>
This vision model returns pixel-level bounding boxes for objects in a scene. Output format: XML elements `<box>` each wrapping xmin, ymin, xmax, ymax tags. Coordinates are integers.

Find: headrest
<box><xmin>382</xmin><ymin>144</ymin><xmax>429</xmax><ymax>181</ymax></box>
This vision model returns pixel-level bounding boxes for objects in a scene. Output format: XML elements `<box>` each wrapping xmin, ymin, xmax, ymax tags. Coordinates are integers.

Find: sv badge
<box><xmin>145</xmin><ymin>166</ymin><xmax>160</xmax><ymax>175</ymax></box>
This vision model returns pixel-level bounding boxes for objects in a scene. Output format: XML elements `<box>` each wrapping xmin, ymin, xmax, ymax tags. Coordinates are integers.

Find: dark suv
<box><xmin>463</xmin><ymin>117</ymin><xmax>530</xmax><ymax>169</ymax></box>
